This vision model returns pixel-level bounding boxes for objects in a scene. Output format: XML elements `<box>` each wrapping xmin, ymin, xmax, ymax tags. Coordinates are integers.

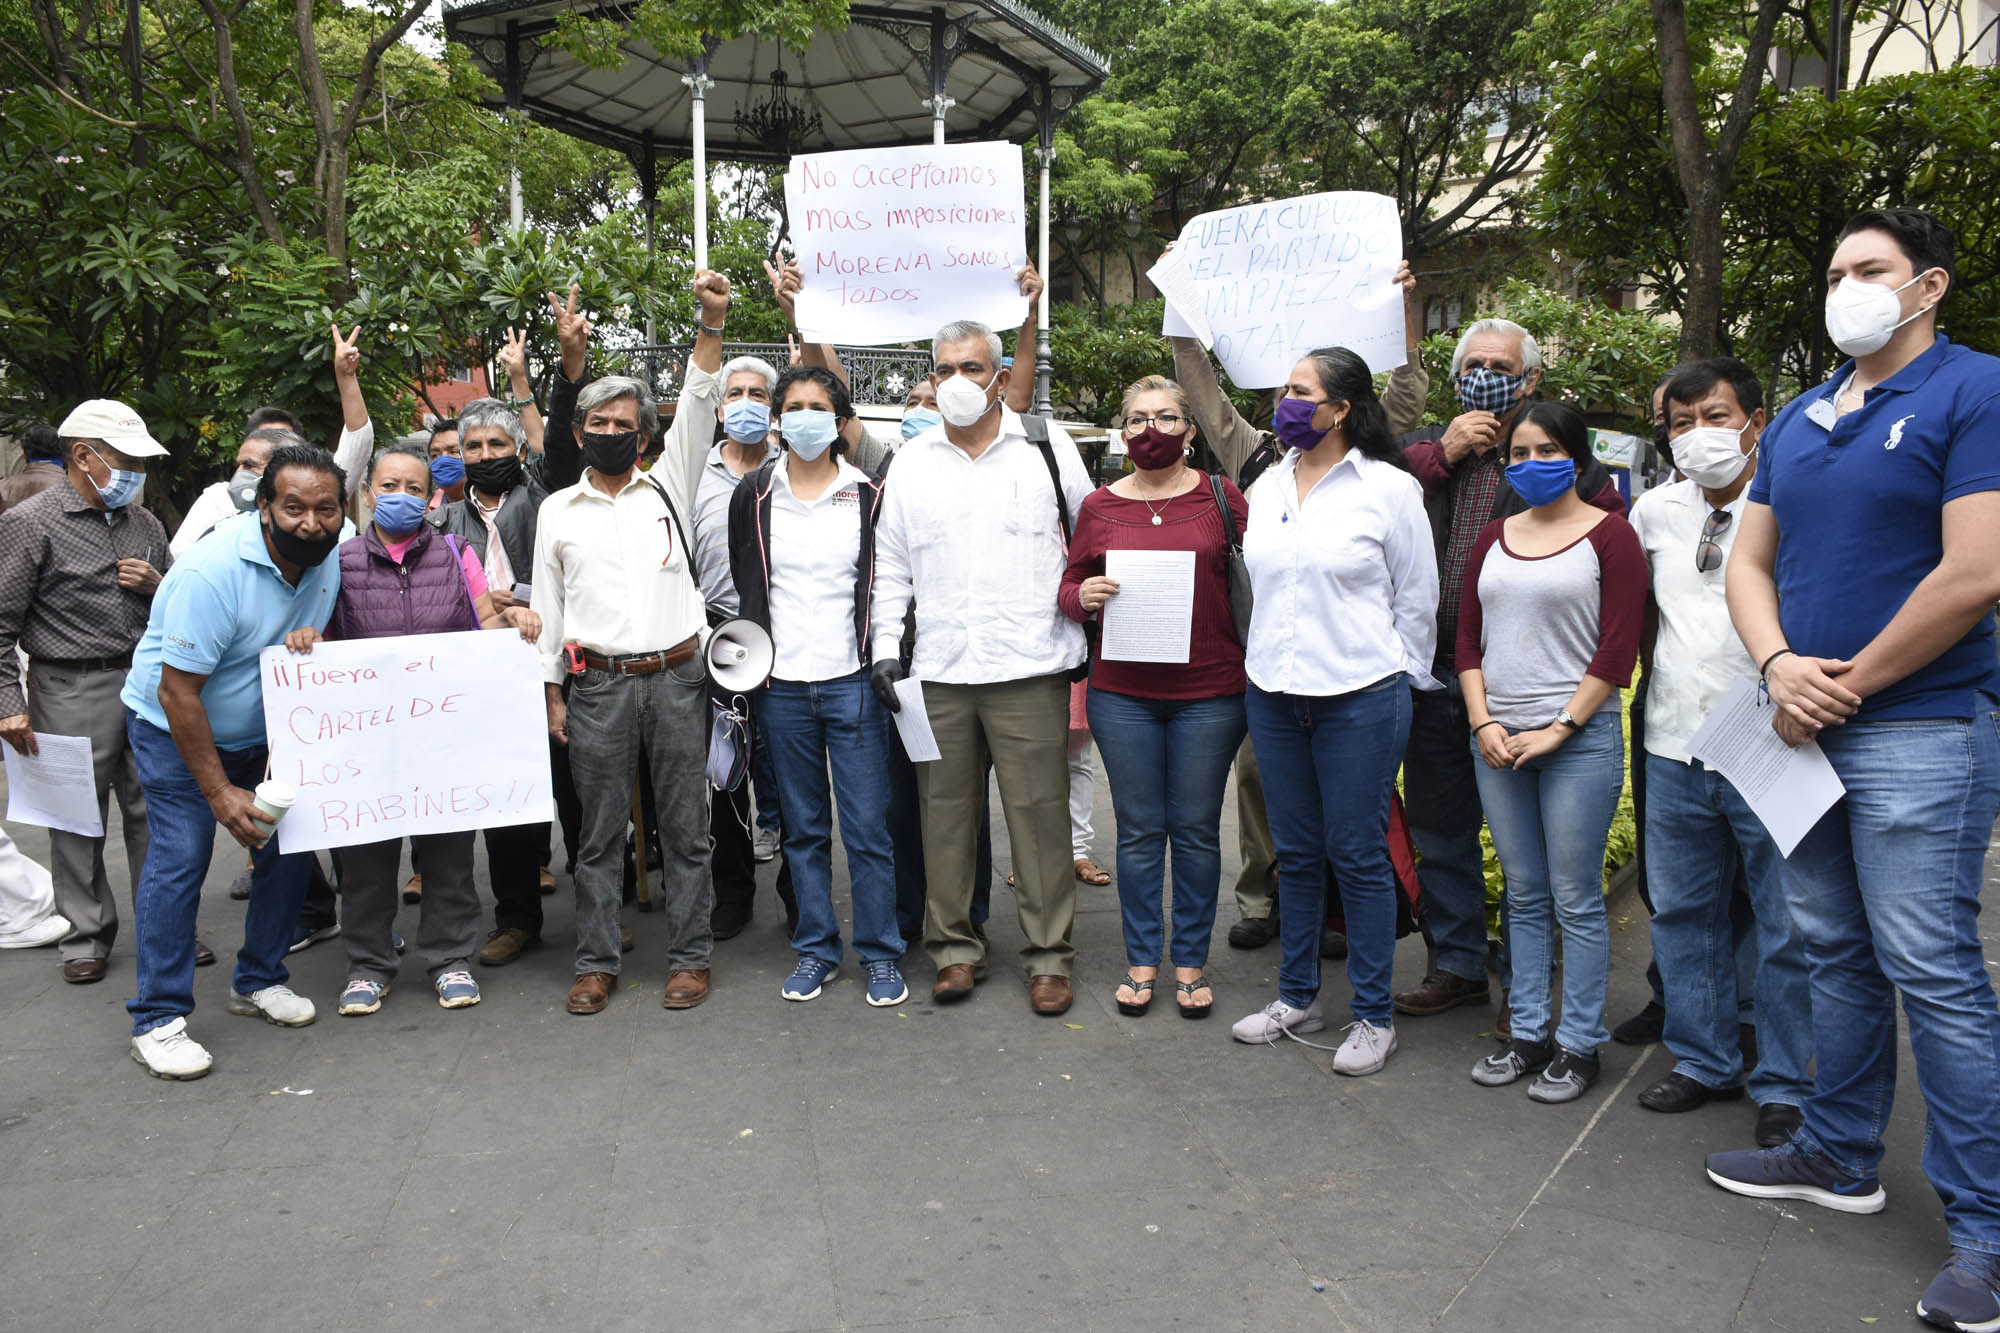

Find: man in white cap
<box><xmin>0</xmin><ymin>400</ymin><xmax>173</xmax><ymax>983</ymax></box>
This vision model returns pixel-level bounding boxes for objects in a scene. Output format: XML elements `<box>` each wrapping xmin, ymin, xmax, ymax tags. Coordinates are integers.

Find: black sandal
<box><xmin>1176</xmin><ymin>974</ymin><xmax>1214</xmax><ymax>1020</ymax></box>
<box><xmin>1115</xmin><ymin>973</ymin><xmax>1155</xmax><ymax>1016</ymax></box>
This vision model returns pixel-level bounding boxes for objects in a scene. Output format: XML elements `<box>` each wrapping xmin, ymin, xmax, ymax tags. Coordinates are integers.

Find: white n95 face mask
<box><xmin>1824</xmin><ymin>269</ymin><xmax>1936</xmax><ymax>358</ymax></box>
<box><xmin>934</xmin><ymin>374</ymin><xmax>995</xmax><ymax>429</ymax></box>
<box><xmin>1672</xmin><ymin>422</ymin><xmax>1754</xmax><ymax>489</ymax></box>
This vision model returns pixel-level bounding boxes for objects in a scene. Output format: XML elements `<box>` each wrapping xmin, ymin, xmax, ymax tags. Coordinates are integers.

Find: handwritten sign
<box><xmin>1151</xmin><ymin>191</ymin><xmax>1406</xmax><ymax>388</ymax></box>
<box><xmin>257</xmin><ymin>631</ymin><xmax>552</xmax><ymax>852</ymax></box>
<box><xmin>784</xmin><ymin>141</ymin><xmax>1029</xmax><ymax>346</ymax></box>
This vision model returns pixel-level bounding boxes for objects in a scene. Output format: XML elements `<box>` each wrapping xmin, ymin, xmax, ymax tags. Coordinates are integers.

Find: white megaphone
<box><xmin>704</xmin><ymin>618</ymin><xmax>775</xmax><ymax>692</ymax></box>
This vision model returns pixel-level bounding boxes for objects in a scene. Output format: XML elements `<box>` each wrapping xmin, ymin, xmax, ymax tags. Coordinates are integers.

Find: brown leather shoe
<box><xmin>1029</xmin><ymin>974</ymin><xmax>1073</xmax><ymax>1016</ymax></box>
<box><xmin>932</xmin><ymin>963</ymin><xmax>976</xmax><ymax>1003</ymax></box>
<box><xmin>62</xmin><ymin>957</ymin><xmax>107</xmax><ymax>984</ymax></box>
<box><xmin>477</xmin><ymin>927</ymin><xmax>539</xmax><ymax>967</ymax></box>
<box><xmin>193</xmin><ymin>938</ymin><xmax>216</xmax><ymax>968</ymax></box>
<box><xmin>1394</xmin><ymin>970</ymin><xmax>1492</xmax><ymax>1016</ymax></box>
<box><xmin>662</xmin><ymin>968</ymin><xmax>710</xmax><ymax>1009</ymax></box>
<box><xmin>566</xmin><ymin>971</ymin><xmax>614</xmax><ymax>1015</ymax></box>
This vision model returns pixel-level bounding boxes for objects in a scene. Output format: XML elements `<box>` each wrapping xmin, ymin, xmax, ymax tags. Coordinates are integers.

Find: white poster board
<box><xmin>257</xmin><ymin>631</ymin><xmax>553</xmax><ymax>852</ymax></box>
<box><xmin>785</xmin><ymin>141</ymin><xmax>1030</xmax><ymax>345</ymax></box>
<box><xmin>1150</xmin><ymin>191</ymin><xmax>1407</xmax><ymax>388</ymax></box>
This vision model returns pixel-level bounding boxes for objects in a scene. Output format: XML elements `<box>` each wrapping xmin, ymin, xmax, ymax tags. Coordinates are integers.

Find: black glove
<box><xmin>869</xmin><ymin>658</ymin><xmax>906</xmax><ymax>713</ymax></box>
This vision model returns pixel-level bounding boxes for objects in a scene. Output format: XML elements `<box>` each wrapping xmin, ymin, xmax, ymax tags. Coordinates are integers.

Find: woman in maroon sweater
<box><xmin>1060</xmin><ymin>375</ymin><xmax>1249</xmax><ymax>1018</ymax></box>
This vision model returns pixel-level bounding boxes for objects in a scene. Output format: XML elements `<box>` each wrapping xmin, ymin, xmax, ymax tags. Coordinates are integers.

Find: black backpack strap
<box><xmin>641</xmin><ymin>473</ymin><xmax>694</xmax><ymax>565</ymax></box>
<box><xmin>1207</xmin><ymin>472</ymin><xmax>1241</xmax><ymax>553</ymax></box>
<box><xmin>1020</xmin><ymin>413</ymin><xmax>1073</xmax><ymax>548</ymax></box>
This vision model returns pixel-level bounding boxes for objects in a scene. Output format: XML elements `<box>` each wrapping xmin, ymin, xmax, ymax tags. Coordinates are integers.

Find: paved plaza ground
<box><xmin>2</xmin><ymin>761</ymin><xmax>1991</xmax><ymax>1331</ymax></box>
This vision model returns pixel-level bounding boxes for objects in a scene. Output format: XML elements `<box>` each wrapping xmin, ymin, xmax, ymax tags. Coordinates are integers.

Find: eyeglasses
<box><xmin>1696</xmin><ymin>508</ymin><xmax>1732</xmax><ymax>573</ymax></box>
<box><xmin>1123</xmin><ymin>413</ymin><xmax>1188</xmax><ymax>433</ymax></box>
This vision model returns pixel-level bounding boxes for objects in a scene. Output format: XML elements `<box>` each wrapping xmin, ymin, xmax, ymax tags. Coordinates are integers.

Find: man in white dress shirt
<box><xmin>870</xmin><ymin>320</ymin><xmax>1094</xmax><ymax>1016</ymax></box>
<box><xmin>532</xmin><ymin>270</ymin><xmax>733</xmax><ymax>1017</ymax></box>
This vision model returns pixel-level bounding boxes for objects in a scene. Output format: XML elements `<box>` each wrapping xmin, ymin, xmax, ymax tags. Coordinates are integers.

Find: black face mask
<box><xmin>265</xmin><ymin>514</ymin><xmax>341</xmax><ymax>569</ymax></box>
<box><xmin>1652</xmin><ymin>422</ymin><xmax>1675</xmax><ymax>472</ymax></box>
<box><xmin>580</xmin><ymin>429</ymin><xmax>640</xmax><ymax>477</ymax></box>
<box><xmin>465</xmin><ymin>453</ymin><xmax>525</xmax><ymax>496</ymax></box>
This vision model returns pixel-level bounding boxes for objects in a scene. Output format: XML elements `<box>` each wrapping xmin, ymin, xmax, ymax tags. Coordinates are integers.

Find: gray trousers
<box><xmin>1232</xmin><ymin>736</ymin><xmax>1278</xmax><ymax>920</ymax></box>
<box><xmin>566</xmin><ymin>658</ymin><xmax>714</xmax><ymax>976</ymax></box>
<box><xmin>27</xmin><ymin>661</ymin><xmax>147</xmax><ymax>962</ymax></box>
<box><xmin>339</xmin><ymin>832</ymin><xmax>479</xmax><ymax>984</ymax></box>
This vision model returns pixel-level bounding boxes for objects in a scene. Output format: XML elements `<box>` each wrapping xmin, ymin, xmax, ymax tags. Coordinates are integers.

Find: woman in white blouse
<box><xmin>1229</xmin><ymin>346</ymin><xmax>1440</xmax><ymax>1078</ymax></box>
<box><xmin>726</xmin><ymin>366</ymin><xmax>908</xmax><ymax>1010</ymax></box>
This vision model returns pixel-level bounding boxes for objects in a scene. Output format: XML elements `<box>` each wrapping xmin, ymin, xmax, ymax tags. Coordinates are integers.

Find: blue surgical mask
<box><xmin>781</xmin><ymin>409</ymin><xmax>839</xmax><ymax>462</ymax></box>
<box><xmin>371</xmin><ymin>490</ymin><xmax>428</xmax><ymax>536</ymax></box>
<box><xmin>723</xmin><ymin>399</ymin><xmax>771</xmax><ymax>444</ymax></box>
<box><xmin>901</xmin><ymin>407</ymin><xmax>943</xmax><ymax>441</ymax></box>
<box><xmin>430</xmin><ymin>454</ymin><xmax>465</xmax><ymax>488</ymax></box>
<box><xmin>1457</xmin><ymin>366</ymin><xmax>1529</xmax><ymax>416</ymax></box>
<box><xmin>87</xmin><ymin>447</ymin><xmax>145</xmax><ymax>509</ymax></box>
<box><xmin>1505</xmin><ymin>457</ymin><xmax>1577</xmax><ymax>508</ymax></box>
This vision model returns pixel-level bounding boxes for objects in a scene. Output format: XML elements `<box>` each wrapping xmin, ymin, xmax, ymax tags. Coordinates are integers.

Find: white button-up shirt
<box><xmin>1242</xmin><ymin>448</ymin><xmax>1439</xmax><ymax>696</ymax></box>
<box><xmin>769</xmin><ymin>455</ymin><xmax>871</xmax><ymax>682</ymax></box>
<box><xmin>530</xmin><ymin>360</ymin><xmax>720</xmax><ymax>684</ymax></box>
<box><xmin>872</xmin><ymin>408</ymin><xmax>1093</xmax><ymax>684</ymax></box>
<box><xmin>693</xmin><ymin>438</ymin><xmax>779</xmax><ymax>617</ymax></box>
<box><xmin>1630</xmin><ymin>476</ymin><xmax>1756</xmax><ymax>763</ymax></box>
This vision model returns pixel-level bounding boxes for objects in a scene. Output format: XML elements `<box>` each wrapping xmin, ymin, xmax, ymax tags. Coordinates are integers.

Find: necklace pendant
<box><xmin>1151</xmin><ymin>513</ymin><xmax>1162</xmax><ymax>526</ymax></box>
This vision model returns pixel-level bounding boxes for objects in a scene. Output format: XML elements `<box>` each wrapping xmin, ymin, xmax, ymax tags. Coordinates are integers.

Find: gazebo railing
<box><xmin>628</xmin><ymin>343</ymin><xmax>935</xmax><ymax>406</ymax></box>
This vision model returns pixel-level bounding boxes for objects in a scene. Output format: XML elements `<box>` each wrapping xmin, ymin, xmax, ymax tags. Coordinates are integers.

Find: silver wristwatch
<box><xmin>1556</xmin><ymin>708</ymin><xmax>1581</xmax><ymax>730</ymax></box>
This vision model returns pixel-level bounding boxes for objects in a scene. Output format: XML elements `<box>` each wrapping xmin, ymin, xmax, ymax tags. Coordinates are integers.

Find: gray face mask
<box><xmin>227</xmin><ymin>467</ymin><xmax>261</xmax><ymax>512</ymax></box>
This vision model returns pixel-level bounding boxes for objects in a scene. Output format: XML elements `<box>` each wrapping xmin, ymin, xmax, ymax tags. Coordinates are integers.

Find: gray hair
<box><xmin>244</xmin><ymin>426</ymin><xmax>310</xmax><ymax>451</ymax></box>
<box><xmin>931</xmin><ymin>320</ymin><xmax>1004</xmax><ymax>369</ymax></box>
<box><xmin>1450</xmin><ymin>318</ymin><xmax>1544</xmax><ymax>377</ymax></box>
<box><xmin>719</xmin><ymin>355</ymin><xmax>779</xmax><ymax>395</ymax></box>
<box><xmin>457</xmin><ymin>397</ymin><xmax>527</xmax><ymax>452</ymax></box>
<box><xmin>575</xmin><ymin>375</ymin><xmax>659</xmax><ymax>440</ymax></box>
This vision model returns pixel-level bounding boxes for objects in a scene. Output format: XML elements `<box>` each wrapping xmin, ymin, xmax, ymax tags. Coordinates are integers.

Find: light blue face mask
<box><xmin>371</xmin><ymin>490</ymin><xmax>428</xmax><ymax>536</ymax></box>
<box><xmin>723</xmin><ymin>398</ymin><xmax>771</xmax><ymax>444</ymax></box>
<box><xmin>781</xmin><ymin>409</ymin><xmax>839</xmax><ymax>461</ymax></box>
<box><xmin>87</xmin><ymin>447</ymin><xmax>146</xmax><ymax>509</ymax></box>
<box><xmin>901</xmin><ymin>407</ymin><xmax>943</xmax><ymax>441</ymax></box>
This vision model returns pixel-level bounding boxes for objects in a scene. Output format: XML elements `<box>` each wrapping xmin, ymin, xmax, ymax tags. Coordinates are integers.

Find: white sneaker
<box><xmin>1231</xmin><ymin>999</ymin><xmax>1325</xmax><ymax>1044</ymax></box>
<box><xmin>130</xmin><ymin>1018</ymin><xmax>213</xmax><ymax>1080</ymax></box>
<box><xmin>1332</xmin><ymin>1019</ymin><xmax>1398</xmax><ymax>1076</ymax></box>
<box><xmin>0</xmin><ymin>913</ymin><xmax>71</xmax><ymax>949</ymax></box>
<box><xmin>227</xmin><ymin>984</ymin><xmax>317</xmax><ymax>1027</ymax></box>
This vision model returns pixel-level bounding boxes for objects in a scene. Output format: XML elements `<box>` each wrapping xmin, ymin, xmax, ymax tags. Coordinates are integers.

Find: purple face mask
<box><xmin>1273</xmin><ymin>395</ymin><xmax>1327</xmax><ymax>451</ymax></box>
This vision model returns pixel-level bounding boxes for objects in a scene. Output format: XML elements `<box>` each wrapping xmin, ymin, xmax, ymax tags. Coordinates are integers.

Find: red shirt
<box><xmin>1058</xmin><ymin>472</ymin><xmax>1248</xmax><ymax>700</ymax></box>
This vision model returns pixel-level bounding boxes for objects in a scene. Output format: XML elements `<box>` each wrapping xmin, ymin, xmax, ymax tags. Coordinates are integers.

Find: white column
<box><xmin>508</xmin><ymin>168</ymin><xmax>523</xmax><ymax>231</ymax></box>
<box><xmin>925</xmin><ymin>94</ymin><xmax>954</xmax><ymax>146</ymax></box>
<box><xmin>682</xmin><ymin>70</ymin><xmax>714</xmax><ymax>269</ymax></box>
<box><xmin>1035</xmin><ymin>145</ymin><xmax>1053</xmax><ymax>415</ymax></box>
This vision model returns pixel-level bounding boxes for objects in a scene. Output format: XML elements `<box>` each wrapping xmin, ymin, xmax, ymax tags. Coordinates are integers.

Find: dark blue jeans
<box><xmin>125</xmin><ymin>712</ymin><xmax>314</xmax><ymax>1036</ymax></box>
<box><xmin>756</xmin><ymin>672</ymin><xmax>903</xmax><ymax>966</ymax></box>
<box><xmin>1088</xmin><ymin>688</ymin><xmax>1246</xmax><ymax>968</ymax></box>
<box><xmin>1246</xmin><ymin>675</ymin><xmax>1411</xmax><ymax>1022</ymax></box>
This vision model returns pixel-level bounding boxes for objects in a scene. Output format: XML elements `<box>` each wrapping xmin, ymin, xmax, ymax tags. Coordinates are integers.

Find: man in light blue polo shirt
<box><xmin>1715</xmin><ymin>208</ymin><xmax>2000</xmax><ymax>1333</ymax></box>
<box><xmin>124</xmin><ymin>445</ymin><xmax>347</xmax><ymax>1080</ymax></box>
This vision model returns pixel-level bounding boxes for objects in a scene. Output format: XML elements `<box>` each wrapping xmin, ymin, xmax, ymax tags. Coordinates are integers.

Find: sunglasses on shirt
<box><xmin>1696</xmin><ymin>508</ymin><xmax>1731</xmax><ymax>573</ymax></box>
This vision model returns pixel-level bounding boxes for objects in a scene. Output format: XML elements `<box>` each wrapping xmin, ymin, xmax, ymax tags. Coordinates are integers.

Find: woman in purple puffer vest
<box><xmin>287</xmin><ymin>444</ymin><xmax>540</xmax><ymax>1018</ymax></box>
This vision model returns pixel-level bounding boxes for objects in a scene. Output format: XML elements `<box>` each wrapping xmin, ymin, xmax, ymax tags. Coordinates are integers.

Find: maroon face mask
<box><xmin>1125</xmin><ymin>425</ymin><xmax>1187</xmax><ymax>470</ymax></box>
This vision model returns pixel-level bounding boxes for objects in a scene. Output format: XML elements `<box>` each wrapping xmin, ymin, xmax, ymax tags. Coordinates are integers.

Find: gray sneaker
<box><xmin>1331</xmin><ymin>1019</ymin><xmax>1397</xmax><ymax>1076</ymax></box>
<box><xmin>1472</xmin><ymin>1039</ymin><xmax>1552</xmax><ymax>1087</ymax></box>
<box><xmin>1528</xmin><ymin>1047</ymin><xmax>1601</xmax><ymax>1103</ymax></box>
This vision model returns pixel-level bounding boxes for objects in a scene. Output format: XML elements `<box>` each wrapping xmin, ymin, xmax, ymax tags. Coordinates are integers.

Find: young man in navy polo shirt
<box><xmin>1717</xmin><ymin>207</ymin><xmax>2000</xmax><ymax>1332</ymax></box>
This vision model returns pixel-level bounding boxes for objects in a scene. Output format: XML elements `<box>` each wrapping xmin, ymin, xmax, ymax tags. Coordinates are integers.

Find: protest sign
<box><xmin>784</xmin><ymin>141</ymin><xmax>1029</xmax><ymax>345</ymax></box>
<box><xmin>1150</xmin><ymin>191</ymin><xmax>1406</xmax><ymax>388</ymax></box>
<box><xmin>257</xmin><ymin>631</ymin><xmax>552</xmax><ymax>852</ymax></box>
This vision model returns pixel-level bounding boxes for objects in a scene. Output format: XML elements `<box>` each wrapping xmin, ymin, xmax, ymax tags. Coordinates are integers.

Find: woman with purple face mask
<box><xmin>1059</xmin><ymin>376</ymin><xmax>1249</xmax><ymax>1019</ymax></box>
<box><xmin>1228</xmin><ymin>348</ymin><xmax>1440</xmax><ymax>1078</ymax></box>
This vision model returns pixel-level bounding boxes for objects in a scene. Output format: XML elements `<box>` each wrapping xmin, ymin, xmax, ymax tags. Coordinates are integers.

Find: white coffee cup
<box><xmin>250</xmin><ymin>779</ymin><xmax>296</xmax><ymax>824</ymax></box>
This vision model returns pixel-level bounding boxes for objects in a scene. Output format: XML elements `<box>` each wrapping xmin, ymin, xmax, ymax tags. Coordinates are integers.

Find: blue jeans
<box><xmin>1780</xmin><ymin>713</ymin><xmax>2000</xmax><ymax>1255</ymax></box>
<box><xmin>124</xmin><ymin>712</ymin><xmax>314</xmax><ymax>1036</ymax></box>
<box><xmin>1087</xmin><ymin>688</ymin><xmax>1247</xmax><ymax>969</ymax></box>
<box><xmin>751</xmin><ymin>711</ymin><xmax>781</xmax><ymax>834</ymax></box>
<box><xmin>1472</xmin><ymin>709</ymin><xmax>1623</xmax><ymax>1054</ymax></box>
<box><xmin>1644</xmin><ymin>753</ymin><xmax>1812</xmax><ymax>1103</ymax></box>
<box><xmin>756</xmin><ymin>672</ymin><xmax>903</xmax><ymax>966</ymax></box>
<box><xmin>1246</xmin><ymin>676</ymin><xmax>1410</xmax><ymax>1021</ymax></box>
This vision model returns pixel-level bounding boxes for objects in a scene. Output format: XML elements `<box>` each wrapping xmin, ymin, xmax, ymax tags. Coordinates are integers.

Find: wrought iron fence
<box><xmin>628</xmin><ymin>343</ymin><xmax>935</xmax><ymax>406</ymax></box>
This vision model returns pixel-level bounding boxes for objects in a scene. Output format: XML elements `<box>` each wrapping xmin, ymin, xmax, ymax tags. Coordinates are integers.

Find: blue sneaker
<box><xmin>288</xmin><ymin>921</ymin><xmax>341</xmax><ymax>954</ymax></box>
<box><xmin>435</xmin><ymin>970</ymin><xmax>480</xmax><ymax>1009</ymax></box>
<box><xmin>864</xmin><ymin>959</ymin><xmax>909</xmax><ymax>1007</ymax></box>
<box><xmin>1918</xmin><ymin>1250</ymin><xmax>2000</xmax><ymax>1332</ymax></box>
<box><xmin>337</xmin><ymin>977</ymin><xmax>388</xmax><ymax>1016</ymax></box>
<box><xmin>780</xmin><ymin>957</ymin><xmax>837</xmax><ymax>1002</ymax></box>
<box><xmin>393</xmin><ymin>929</ymin><xmax>406</xmax><ymax>955</ymax></box>
<box><xmin>1704</xmin><ymin>1142</ymin><xmax>1886</xmax><ymax>1215</ymax></box>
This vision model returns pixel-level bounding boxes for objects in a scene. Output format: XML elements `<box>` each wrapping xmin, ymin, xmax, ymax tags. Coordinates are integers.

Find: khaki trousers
<box><xmin>1232</xmin><ymin>735</ymin><xmax>1278</xmax><ymax>920</ymax></box>
<box><xmin>27</xmin><ymin>661</ymin><xmax>147</xmax><ymax>961</ymax></box>
<box><xmin>918</xmin><ymin>675</ymin><xmax>1076</xmax><ymax>978</ymax></box>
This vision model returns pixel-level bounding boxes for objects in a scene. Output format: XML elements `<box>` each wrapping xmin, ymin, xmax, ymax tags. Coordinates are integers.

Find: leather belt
<box><xmin>34</xmin><ymin>653</ymin><xmax>133</xmax><ymax>673</ymax></box>
<box><xmin>579</xmin><ymin>635</ymin><xmax>698</xmax><ymax>677</ymax></box>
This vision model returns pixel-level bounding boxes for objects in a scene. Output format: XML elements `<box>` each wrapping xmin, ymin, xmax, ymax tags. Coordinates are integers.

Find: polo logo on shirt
<box><xmin>1885</xmin><ymin>414</ymin><xmax>1914</xmax><ymax>450</ymax></box>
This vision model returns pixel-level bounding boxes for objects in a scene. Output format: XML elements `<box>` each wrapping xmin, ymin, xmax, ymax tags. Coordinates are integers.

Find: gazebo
<box><xmin>443</xmin><ymin>0</ymin><xmax>1109</xmax><ymax>411</ymax></box>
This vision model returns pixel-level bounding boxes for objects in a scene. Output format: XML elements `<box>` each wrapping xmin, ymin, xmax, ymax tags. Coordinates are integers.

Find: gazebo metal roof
<box><xmin>442</xmin><ymin>0</ymin><xmax>1108</xmax><ymax>164</ymax></box>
